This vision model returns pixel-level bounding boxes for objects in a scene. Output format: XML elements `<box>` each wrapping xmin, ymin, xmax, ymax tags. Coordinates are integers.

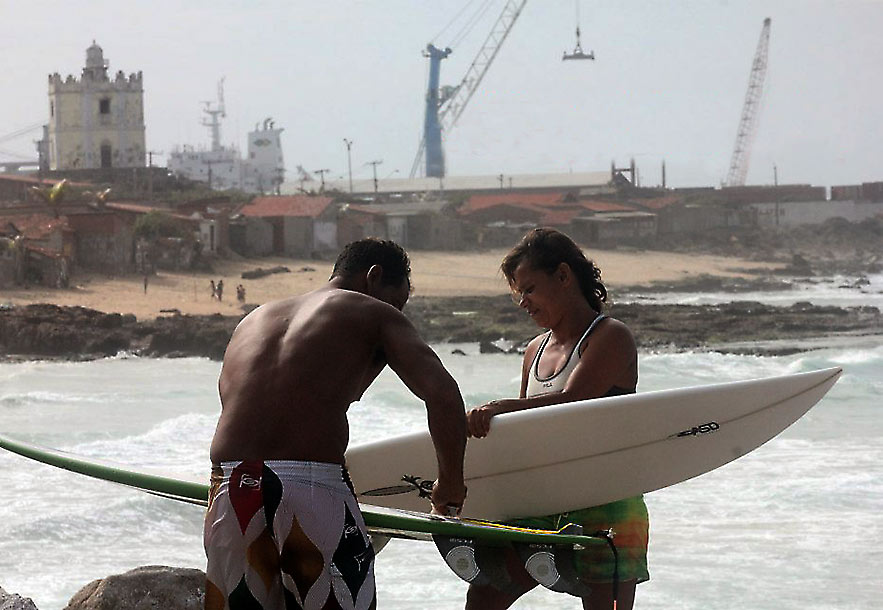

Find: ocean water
<box><xmin>621</xmin><ymin>271</ymin><xmax>883</xmax><ymax>308</ymax></box>
<box><xmin>1</xmin><ymin>343</ymin><xmax>881</xmax><ymax>608</ymax></box>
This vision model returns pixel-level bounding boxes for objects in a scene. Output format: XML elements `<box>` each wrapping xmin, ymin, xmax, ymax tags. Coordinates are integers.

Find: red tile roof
<box><xmin>2</xmin><ymin>214</ymin><xmax>70</xmax><ymax>240</ymax></box>
<box><xmin>459</xmin><ymin>192</ymin><xmax>566</xmax><ymax>215</ymax></box>
<box><xmin>577</xmin><ymin>199</ymin><xmax>636</xmax><ymax>213</ymax></box>
<box><xmin>242</xmin><ymin>196</ymin><xmax>335</xmax><ymax>218</ymax></box>
<box><xmin>539</xmin><ymin>208</ymin><xmax>583</xmax><ymax>225</ymax></box>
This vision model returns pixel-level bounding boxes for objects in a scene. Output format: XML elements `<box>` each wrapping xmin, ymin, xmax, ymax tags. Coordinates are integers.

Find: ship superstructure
<box><xmin>168</xmin><ymin>79</ymin><xmax>284</xmax><ymax>193</ymax></box>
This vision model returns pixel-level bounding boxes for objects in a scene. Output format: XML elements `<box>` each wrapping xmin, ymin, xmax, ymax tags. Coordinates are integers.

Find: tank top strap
<box><xmin>527</xmin><ymin>331</ymin><xmax>553</xmax><ymax>379</ymax></box>
<box><xmin>577</xmin><ymin>313</ymin><xmax>607</xmax><ymax>357</ymax></box>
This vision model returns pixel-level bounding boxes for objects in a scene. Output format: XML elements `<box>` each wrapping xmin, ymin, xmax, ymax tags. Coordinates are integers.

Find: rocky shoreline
<box><xmin>1</xmin><ymin>290</ymin><xmax>880</xmax><ymax>361</ymax></box>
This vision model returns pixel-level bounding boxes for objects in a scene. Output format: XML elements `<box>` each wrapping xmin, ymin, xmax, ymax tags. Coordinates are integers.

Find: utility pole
<box><xmin>366</xmin><ymin>159</ymin><xmax>383</xmax><ymax>194</ymax></box>
<box><xmin>498</xmin><ymin>174</ymin><xmax>505</xmax><ymax>189</ymax></box>
<box><xmin>343</xmin><ymin>138</ymin><xmax>354</xmax><ymax>193</ymax></box>
<box><xmin>773</xmin><ymin>164</ymin><xmax>780</xmax><ymax>227</ymax></box>
<box><xmin>314</xmin><ymin>168</ymin><xmax>330</xmax><ymax>192</ymax></box>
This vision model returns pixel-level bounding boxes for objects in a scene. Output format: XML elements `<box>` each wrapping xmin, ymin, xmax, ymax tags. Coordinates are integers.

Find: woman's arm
<box><xmin>466</xmin><ymin>319</ymin><xmax>637</xmax><ymax>438</ymax></box>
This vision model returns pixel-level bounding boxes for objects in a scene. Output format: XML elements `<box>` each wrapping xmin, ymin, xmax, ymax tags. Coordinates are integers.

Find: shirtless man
<box><xmin>205</xmin><ymin>238</ymin><xmax>467</xmax><ymax>610</ymax></box>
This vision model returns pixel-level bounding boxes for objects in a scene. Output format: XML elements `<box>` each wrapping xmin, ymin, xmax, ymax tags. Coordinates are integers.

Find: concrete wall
<box><xmin>244</xmin><ymin>218</ymin><xmax>274</xmax><ymax>256</ymax></box>
<box><xmin>749</xmin><ymin>200</ymin><xmax>883</xmax><ymax>227</ymax></box>
<box><xmin>282</xmin><ymin>217</ymin><xmax>312</xmax><ymax>256</ymax></box>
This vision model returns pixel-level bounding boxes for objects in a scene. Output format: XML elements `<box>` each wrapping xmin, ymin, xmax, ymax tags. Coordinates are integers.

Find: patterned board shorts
<box><xmin>204</xmin><ymin>460</ymin><xmax>376</xmax><ymax>610</ymax></box>
<box><xmin>508</xmin><ymin>495</ymin><xmax>650</xmax><ymax>584</ymax></box>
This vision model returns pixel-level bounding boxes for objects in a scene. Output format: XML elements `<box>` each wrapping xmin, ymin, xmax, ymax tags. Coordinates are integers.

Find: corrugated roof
<box><xmin>628</xmin><ymin>196</ymin><xmax>682</xmax><ymax>210</ymax></box>
<box><xmin>242</xmin><ymin>195</ymin><xmax>335</xmax><ymax>218</ymax></box>
<box><xmin>106</xmin><ymin>202</ymin><xmax>193</xmax><ymax>221</ymax></box>
<box><xmin>283</xmin><ymin>171</ymin><xmax>612</xmax><ymax>195</ymax></box>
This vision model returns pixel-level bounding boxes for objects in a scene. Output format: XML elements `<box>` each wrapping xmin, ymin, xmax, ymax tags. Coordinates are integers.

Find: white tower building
<box><xmin>47</xmin><ymin>42</ymin><xmax>146</xmax><ymax>170</ymax></box>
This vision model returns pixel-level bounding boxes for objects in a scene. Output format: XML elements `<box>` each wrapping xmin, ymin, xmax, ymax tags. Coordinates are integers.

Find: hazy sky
<box><xmin>1</xmin><ymin>0</ymin><xmax>881</xmax><ymax>188</ymax></box>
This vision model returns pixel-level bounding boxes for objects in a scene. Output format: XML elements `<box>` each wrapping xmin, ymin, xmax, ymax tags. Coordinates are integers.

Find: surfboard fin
<box><xmin>514</xmin><ymin>541</ymin><xmax>592</xmax><ymax>597</ymax></box>
<box><xmin>432</xmin><ymin>536</ymin><xmax>531</xmax><ymax>596</ymax></box>
<box><xmin>433</xmin><ymin>527</ymin><xmax>604</xmax><ymax>598</ymax></box>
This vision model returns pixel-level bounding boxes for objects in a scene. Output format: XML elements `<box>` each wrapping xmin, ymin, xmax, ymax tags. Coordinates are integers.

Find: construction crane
<box><xmin>725</xmin><ymin>18</ymin><xmax>771</xmax><ymax>187</ymax></box>
<box><xmin>410</xmin><ymin>0</ymin><xmax>528</xmax><ymax>179</ymax></box>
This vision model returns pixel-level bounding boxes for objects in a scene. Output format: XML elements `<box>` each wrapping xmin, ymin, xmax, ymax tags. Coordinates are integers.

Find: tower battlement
<box><xmin>48</xmin><ymin>70</ymin><xmax>143</xmax><ymax>93</ymax></box>
<box><xmin>47</xmin><ymin>42</ymin><xmax>146</xmax><ymax>170</ymax></box>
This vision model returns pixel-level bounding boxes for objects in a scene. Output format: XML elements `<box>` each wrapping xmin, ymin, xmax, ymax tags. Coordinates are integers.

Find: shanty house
<box><xmin>237</xmin><ymin>195</ymin><xmax>337</xmax><ymax>257</ymax></box>
<box><xmin>0</xmin><ymin>214</ymin><xmax>74</xmax><ymax>286</ymax></box>
<box><xmin>337</xmin><ymin>200</ymin><xmax>463</xmax><ymax>250</ymax></box>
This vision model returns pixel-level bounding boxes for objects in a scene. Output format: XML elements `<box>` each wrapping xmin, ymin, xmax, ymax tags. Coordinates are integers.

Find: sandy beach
<box><xmin>1</xmin><ymin>248</ymin><xmax>781</xmax><ymax>320</ymax></box>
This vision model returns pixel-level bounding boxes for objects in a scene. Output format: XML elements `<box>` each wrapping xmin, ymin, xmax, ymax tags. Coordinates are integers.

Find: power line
<box><xmin>0</xmin><ymin>122</ymin><xmax>44</xmax><ymax>145</ymax></box>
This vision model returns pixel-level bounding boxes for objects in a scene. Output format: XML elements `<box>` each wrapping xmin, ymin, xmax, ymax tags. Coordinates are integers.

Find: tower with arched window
<box><xmin>48</xmin><ymin>42</ymin><xmax>146</xmax><ymax>170</ymax></box>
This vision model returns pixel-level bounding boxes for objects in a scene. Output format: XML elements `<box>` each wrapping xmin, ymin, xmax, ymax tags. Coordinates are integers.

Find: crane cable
<box><xmin>431</xmin><ymin>0</ymin><xmax>477</xmax><ymax>44</ymax></box>
<box><xmin>432</xmin><ymin>0</ymin><xmax>498</xmax><ymax>49</ymax></box>
<box><xmin>449</xmin><ymin>0</ymin><xmax>497</xmax><ymax>49</ymax></box>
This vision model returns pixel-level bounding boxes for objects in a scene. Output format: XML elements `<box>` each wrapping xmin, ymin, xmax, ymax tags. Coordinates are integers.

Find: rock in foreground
<box><xmin>0</xmin><ymin>586</ymin><xmax>39</xmax><ymax>610</ymax></box>
<box><xmin>64</xmin><ymin>566</ymin><xmax>204</xmax><ymax>610</ymax></box>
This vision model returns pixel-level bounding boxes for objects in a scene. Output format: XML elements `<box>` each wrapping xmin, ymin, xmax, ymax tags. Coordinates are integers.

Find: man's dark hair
<box><xmin>331</xmin><ymin>238</ymin><xmax>411</xmax><ymax>287</ymax></box>
<box><xmin>501</xmin><ymin>227</ymin><xmax>608</xmax><ymax>312</ymax></box>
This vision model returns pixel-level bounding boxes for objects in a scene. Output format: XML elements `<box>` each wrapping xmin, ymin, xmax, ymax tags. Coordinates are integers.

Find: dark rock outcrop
<box><xmin>0</xmin><ymin>297</ymin><xmax>880</xmax><ymax>361</ymax></box>
<box><xmin>64</xmin><ymin>566</ymin><xmax>204</xmax><ymax>610</ymax></box>
<box><xmin>0</xmin><ymin>304</ymin><xmax>238</xmax><ymax>361</ymax></box>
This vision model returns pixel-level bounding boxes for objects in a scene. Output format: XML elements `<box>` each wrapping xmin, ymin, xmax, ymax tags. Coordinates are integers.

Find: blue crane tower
<box><xmin>422</xmin><ymin>44</ymin><xmax>452</xmax><ymax>178</ymax></box>
<box><xmin>412</xmin><ymin>0</ymin><xmax>528</xmax><ymax>179</ymax></box>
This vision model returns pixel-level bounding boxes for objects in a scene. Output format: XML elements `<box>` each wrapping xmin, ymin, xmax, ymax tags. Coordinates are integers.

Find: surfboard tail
<box><xmin>432</xmin><ymin>525</ymin><xmax>611</xmax><ymax>598</ymax></box>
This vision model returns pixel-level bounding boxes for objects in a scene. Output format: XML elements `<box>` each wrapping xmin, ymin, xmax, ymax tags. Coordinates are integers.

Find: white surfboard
<box><xmin>347</xmin><ymin>367</ymin><xmax>842</xmax><ymax>521</ymax></box>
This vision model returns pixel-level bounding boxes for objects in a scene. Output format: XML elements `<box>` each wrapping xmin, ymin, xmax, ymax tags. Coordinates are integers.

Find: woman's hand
<box><xmin>466</xmin><ymin>401</ymin><xmax>505</xmax><ymax>438</ymax></box>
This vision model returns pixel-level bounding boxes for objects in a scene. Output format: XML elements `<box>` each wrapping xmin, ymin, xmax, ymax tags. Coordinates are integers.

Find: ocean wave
<box><xmin>67</xmin><ymin>413</ymin><xmax>215</xmax><ymax>474</ymax></box>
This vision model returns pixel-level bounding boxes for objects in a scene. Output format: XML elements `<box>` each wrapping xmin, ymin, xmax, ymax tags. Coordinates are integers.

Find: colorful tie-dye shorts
<box><xmin>204</xmin><ymin>460</ymin><xmax>376</xmax><ymax>610</ymax></box>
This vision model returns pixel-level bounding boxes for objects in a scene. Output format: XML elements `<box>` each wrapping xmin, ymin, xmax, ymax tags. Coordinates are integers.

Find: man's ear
<box><xmin>557</xmin><ymin>262</ymin><xmax>572</xmax><ymax>285</ymax></box>
<box><xmin>366</xmin><ymin>264</ymin><xmax>383</xmax><ymax>287</ymax></box>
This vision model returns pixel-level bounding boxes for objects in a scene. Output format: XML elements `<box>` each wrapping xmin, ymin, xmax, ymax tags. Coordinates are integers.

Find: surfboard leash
<box><xmin>592</xmin><ymin>528</ymin><xmax>619</xmax><ymax>610</ymax></box>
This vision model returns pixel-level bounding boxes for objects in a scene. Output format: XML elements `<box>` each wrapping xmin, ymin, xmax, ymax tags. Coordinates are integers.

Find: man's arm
<box><xmin>375</xmin><ymin>305</ymin><xmax>467</xmax><ymax>513</ymax></box>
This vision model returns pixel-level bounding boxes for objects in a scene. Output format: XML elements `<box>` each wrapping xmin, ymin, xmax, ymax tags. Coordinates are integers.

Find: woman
<box><xmin>465</xmin><ymin>228</ymin><xmax>649</xmax><ymax>610</ymax></box>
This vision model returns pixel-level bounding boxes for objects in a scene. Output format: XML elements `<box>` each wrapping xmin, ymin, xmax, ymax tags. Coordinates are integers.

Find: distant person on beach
<box><xmin>236</xmin><ymin>283</ymin><xmax>246</xmax><ymax>304</ymax></box>
<box><xmin>209</xmin><ymin>280</ymin><xmax>216</xmax><ymax>300</ymax></box>
<box><xmin>215</xmin><ymin>279</ymin><xmax>224</xmax><ymax>302</ymax></box>
<box><xmin>206</xmin><ymin>238</ymin><xmax>467</xmax><ymax>610</ymax></box>
<box><xmin>143</xmin><ymin>272</ymin><xmax>148</xmax><ymax>294</ymax></box>
<box><xmin>464</xmin><ymin>228</ymin><xmax>649</xmax><ymax>610</ymax></box>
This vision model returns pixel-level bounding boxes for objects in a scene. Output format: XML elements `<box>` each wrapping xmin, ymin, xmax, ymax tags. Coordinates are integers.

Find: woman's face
<box><xmin>509</xmin><ymin>260</ymin><xmax>565</xmax><ymax>328</ymax></box>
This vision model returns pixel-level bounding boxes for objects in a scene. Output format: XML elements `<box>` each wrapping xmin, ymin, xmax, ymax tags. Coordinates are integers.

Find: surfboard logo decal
<box><xmin>674</xmin><ymin>421</ymin><xmax>720</xmax><ymax>437</ymax></box>
<box><xmin>360</xmin><ymin>474</ymin><xmax>434</xmax><ymax>498</ymax></box>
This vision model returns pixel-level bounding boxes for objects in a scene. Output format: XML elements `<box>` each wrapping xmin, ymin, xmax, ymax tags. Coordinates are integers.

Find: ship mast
<box><xmin>201</xmin><ymin>78</ymin><xmax>226</xmax><ymax>152</ymax></box>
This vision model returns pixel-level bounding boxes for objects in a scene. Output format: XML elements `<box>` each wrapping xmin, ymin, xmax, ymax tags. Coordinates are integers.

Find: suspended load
<box><xmin>563</xmin><ymin>1</ymin><xmax>595</xmax><ymax>61</ymax></box>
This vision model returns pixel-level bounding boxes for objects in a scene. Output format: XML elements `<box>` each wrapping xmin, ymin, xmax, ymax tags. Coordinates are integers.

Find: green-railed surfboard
<box><xmin>0</xmin><ymin>433</ymin><xmax>609</xmax><ymax>597</ymax></box>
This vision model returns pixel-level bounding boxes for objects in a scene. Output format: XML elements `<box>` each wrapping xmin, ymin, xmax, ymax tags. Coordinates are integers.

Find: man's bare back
<box><xmin>209</xmin><ymin>241</ymin><xmax>467</xmax><ymax>512</ymax></box>
<box><xmin>211</xmin><ymin>287</ymin><xmax>406</xmax><ymax>464</ymax></box>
